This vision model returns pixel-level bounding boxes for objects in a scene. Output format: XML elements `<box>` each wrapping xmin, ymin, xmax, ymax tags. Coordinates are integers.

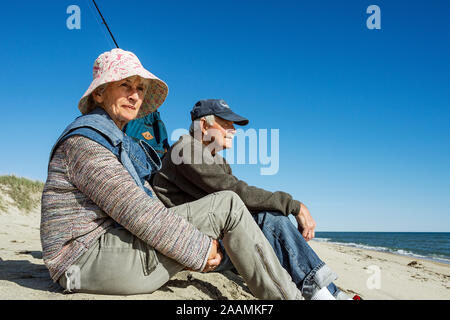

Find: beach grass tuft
<box><xmin>0</xmin><ymin>175</ymin><xmax>44</xmax><ymax>213</ymax></box>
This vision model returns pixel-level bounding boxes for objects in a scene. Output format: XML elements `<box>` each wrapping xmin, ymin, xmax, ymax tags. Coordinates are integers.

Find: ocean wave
<box><xmin>312</xmin><ymin>237</ymin><xmax>331</xmax><ymax>243</ymax></box>
<box><xmin>313</xmin><ymin>238</ymin><xmax>450</xmax><ymax>265</ymax></box>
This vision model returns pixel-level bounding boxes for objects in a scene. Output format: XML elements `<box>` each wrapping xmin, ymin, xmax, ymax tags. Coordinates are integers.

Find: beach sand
<box><xmin>1</xmin><ymin>208</ymin><xmax>449</xmax><ymax>300</ymax></box>
<box><xmin>309</xmin><ymin>240</ymin><xmax>450</xmax><ymax>300</ymax></box>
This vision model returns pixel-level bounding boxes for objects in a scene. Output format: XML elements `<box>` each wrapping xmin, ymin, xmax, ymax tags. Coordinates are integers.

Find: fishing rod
<box><xmin>92</xmin><ymin>0</ymin><xmax>120</xmax><ymax>48</ymax></box>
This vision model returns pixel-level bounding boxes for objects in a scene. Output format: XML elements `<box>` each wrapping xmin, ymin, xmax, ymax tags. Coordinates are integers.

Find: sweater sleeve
<box><xmin>177</xmin><ymin>159</ymin><xmax>301</xmax><ymax>217</ymax></box>
<box><xmin>63</xmin><ymin>136</ymin><xmax>212</xmax><ymax>272</ymax></box>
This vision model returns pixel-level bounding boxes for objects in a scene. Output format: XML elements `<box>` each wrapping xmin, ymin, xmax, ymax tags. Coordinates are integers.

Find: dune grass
<box><xmin>0</xmin><ymin>196</ymin><xmax>6</xmax><ymax>212</ymax></box>
<box><xmin>0</xmin><ymin>175</ymin><xmax>44</xmax><ymax>213</ymax></box>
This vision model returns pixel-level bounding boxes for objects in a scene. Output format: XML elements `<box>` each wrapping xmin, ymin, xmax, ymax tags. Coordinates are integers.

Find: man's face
<box><xmin>205</xmin><ymin>116</ymin><xmax>236</xmax><ymax>151</ymax></box>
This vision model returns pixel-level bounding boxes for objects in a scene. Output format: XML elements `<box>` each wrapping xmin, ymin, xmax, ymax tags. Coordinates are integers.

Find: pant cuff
<box><xmin>301</xmin><ymin>263</ymin><xmax>338</xmax><ymax>299</ymax></box>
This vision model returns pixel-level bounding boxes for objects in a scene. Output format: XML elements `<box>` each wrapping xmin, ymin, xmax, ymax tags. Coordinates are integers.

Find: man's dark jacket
<box><xmin>152</xmin><ymin>134</ymin><xmax>301</xmax><ymax>216</ymax></box>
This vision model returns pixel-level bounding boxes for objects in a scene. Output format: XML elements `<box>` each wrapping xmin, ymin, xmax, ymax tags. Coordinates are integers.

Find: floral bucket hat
<box><xmin>78</xmin><ymin>48</ymin><xmax>169</xmax><ymax>118</ymax></box>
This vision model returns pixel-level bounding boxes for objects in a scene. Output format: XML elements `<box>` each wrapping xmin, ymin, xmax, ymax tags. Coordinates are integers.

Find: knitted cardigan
<box><xmin>40</xmin><ymin>135</ymin><xmax>212</xmax><ymax>282</ymax></box>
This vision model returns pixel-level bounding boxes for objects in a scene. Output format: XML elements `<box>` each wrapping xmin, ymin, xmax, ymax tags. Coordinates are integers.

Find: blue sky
<box><xmin>0</xmin><ymin>0</ymin><xmax>449</xmax><ymax>232</ymax></box>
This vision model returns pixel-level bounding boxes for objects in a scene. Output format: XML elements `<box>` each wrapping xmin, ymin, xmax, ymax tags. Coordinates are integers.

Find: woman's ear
<box><xmin>92</xmin><ymin>90</ymin><xmax>104</xmax><ymax>104</ymax></box>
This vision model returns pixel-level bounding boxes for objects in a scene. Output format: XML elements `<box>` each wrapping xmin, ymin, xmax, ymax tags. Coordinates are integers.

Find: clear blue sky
<box><xmin>0</xmin><ymin>0</ymin><xmax>449</xmax><ymax>232</ymax></box>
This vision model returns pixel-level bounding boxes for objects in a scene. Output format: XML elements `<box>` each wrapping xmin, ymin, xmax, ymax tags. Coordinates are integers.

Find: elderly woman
<box><xmin>40</xmin><ymin>48</ymin><xmax>304</xmax><ymax>299</ymax></box>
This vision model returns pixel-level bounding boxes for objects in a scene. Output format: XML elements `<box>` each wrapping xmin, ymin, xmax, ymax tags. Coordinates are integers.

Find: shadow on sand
<box><xmin>1</xmin><ymin>251</ymin><xmax>250</xmax><ymax>299</ymax></box>
<box><xmin>0</xmin><ymin>251</ymin><xmax>63</xmax><ymax>294</ymax></box>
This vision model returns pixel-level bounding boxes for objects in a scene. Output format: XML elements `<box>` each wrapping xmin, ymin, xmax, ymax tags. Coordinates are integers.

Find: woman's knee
<box><xmin>212</xmin><ymin>191</ymin><xmax>246</xmax><ymax>216</ymax></box>
<box><xmin>214</xmin><ymin>190</ymin><xmax>243</xmax><ymax>204</ymax></box>
<box><xmin>211</xmin><ymin>190</ymin><xmax>249</xmax><ymax>232</ymax></box>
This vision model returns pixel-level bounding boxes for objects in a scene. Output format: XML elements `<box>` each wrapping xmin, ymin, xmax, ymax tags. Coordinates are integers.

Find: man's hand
<box><xmin>202</xmin><ymin>239</ymin><xmax>223</xmax><ymax>272</ymax></box>
<box><xmin>295</xmin><ymin>203</ymin><xmax>316</xmax><ymax>241</ymax></box>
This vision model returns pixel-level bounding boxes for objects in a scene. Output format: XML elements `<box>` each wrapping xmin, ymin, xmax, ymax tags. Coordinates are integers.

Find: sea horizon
<box><xmin>312</xmin><ymin>231</ymin><xmax>450</xmax><ymax>265</ymax></box>
<box><xmin>316</xmin><ymin>231</ymin><xmax>450</xmax><ymax>233</ymax></box>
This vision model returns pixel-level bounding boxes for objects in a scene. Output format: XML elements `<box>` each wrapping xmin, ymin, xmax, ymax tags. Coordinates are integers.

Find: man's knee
<box><xmin>257</xmin><ymin>211</ymin><xmax>297</xmax><ymax>234</ymax></box>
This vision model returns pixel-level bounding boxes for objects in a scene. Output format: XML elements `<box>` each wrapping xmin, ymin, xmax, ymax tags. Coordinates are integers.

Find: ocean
<box><xmin>313</xmin><ymin>232</ymin><xmax>450</xmax><ymax>265</ymax></box>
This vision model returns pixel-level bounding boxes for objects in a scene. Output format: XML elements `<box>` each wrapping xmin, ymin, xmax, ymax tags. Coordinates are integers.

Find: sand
<box><xmin>309</xmin><ymin>241</ymin><xmax>450</xmax><ymax>300</ymax></box>
<box><xmin>0</xmin><ymin>208</ymin><xmax>449</xmax><ymax>300</ymax></box>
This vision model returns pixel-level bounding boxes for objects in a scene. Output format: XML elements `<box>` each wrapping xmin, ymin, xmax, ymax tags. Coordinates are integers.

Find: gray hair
<box><xmin>189</xmin><ymin>115</ymin><xmax>215</xmax><ymax>135</ymax></box>
<box><xmin>86</xmin><ymin>83</ymin><xmax>108</xmax><ymax>113</ymax></box>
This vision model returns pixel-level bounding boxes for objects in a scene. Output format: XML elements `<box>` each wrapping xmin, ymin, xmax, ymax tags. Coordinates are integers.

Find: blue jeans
<box><xmin>216</xmin><ymin>211</ymin><xmax>347</xmax><ymax>300</ymax></box>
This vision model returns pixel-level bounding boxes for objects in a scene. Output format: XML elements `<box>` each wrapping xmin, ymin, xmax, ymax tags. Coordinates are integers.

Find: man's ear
<box><xmin>200</xmin><ymin>118</ymin><xmax>208</xmax><ymax>135</ymax></box>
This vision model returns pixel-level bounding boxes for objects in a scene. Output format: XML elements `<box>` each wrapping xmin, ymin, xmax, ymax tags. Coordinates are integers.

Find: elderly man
<box><xmin>151</xmin><ymin>99</ymin><xmax>354</xmax><ymax>300</ymax></box>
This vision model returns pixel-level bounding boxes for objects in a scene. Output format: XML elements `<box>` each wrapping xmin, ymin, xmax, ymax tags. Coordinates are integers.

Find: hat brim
<box><xmin>78</xmin><ymin>49</ymin><xmax>168</xmax><ymax>118</ymax></box>
<box><xmin>214</xmin><ymin>110</ymin><xmax>249</xmax><ymax>126</ymax></box>
<box><xmin>78</xmin><ymin>74</ymin><xmax>168</xmax><ymax>119</ymax></box>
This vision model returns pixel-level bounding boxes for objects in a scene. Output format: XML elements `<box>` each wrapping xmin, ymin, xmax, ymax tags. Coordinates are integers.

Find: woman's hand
<box><xmin>202</xmin><ymin>239</ymin><xmax>223</xmax><ymax>272</ymax></box>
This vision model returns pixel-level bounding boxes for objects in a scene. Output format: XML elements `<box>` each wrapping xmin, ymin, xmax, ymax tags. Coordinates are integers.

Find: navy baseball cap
<box><xmin>190</xmin><ymin>99</ymin><xmax>249</xmax><ymax>126</ymax></box>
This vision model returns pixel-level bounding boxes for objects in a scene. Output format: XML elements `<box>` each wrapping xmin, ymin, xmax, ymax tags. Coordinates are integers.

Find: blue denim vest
<box><xmin>49</xmin><ymin>107</ymin><xmax>162</xmax><ymax>198</ymax></box>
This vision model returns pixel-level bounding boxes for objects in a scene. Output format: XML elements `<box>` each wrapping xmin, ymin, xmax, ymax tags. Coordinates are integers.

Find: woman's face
<box><xmin>94</xmin><ymin>77</ymin><xmax>147</xmax><ymax>129</ymax></box>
